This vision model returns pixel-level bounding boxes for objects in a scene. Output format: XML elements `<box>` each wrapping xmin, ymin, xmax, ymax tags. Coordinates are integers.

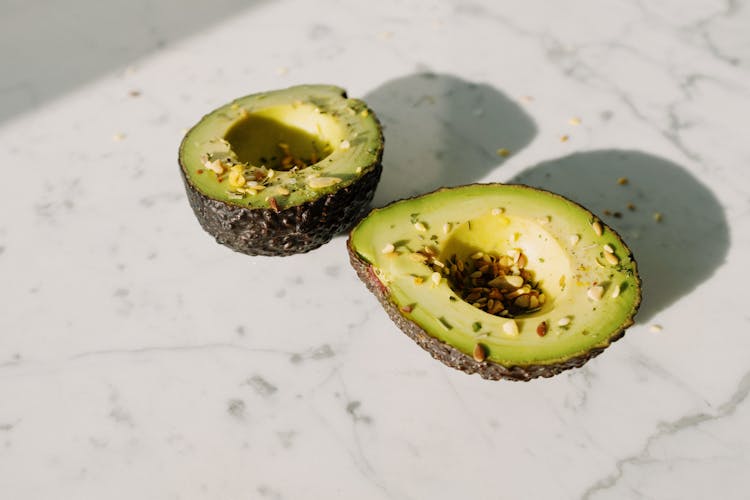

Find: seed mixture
<box><xmin>422</xmin><ymin>249</ymin><xmax>547</xmax><ymax>318</ymax></box>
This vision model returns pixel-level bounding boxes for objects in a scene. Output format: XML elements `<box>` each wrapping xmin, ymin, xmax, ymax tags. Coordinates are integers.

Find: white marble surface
<box><xmin>1</xmin><ymin>0</ymin><xmax>749</xmax><ymax>498</ymax></box>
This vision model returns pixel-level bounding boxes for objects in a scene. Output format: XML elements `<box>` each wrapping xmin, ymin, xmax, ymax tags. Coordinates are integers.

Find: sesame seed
<box><xmin>560</xmin><ymin>134</ymin><xmax>569</xmax><ymax>142</ymax></box>
<box><xmin>617</xmin><ymin>177</ymin><xmax>629</xmax><ymax>185</ymax></box>
<box><xmin>472</xmin><ymin>343</ymin><xmax>487</xmax><ymax>362</ymax></box>
<box><xmin>604</xmin><ymin>251</ymin><xmax>619</xmax><ymax>265</ymax></box>
<box><xmin>603</xmin><ymin>244</ymin><xmax>614</xmax><ymax>253</ymax></box>
<box><xmin>587</xmin><ymin>285</ymin><xmax>604</xmax><ymax>301</ymax></box>
<box><xmin>557</xmin><ymin>317</ymin><xmax>571</xmax><ymax>327</ymax></box>
<box><xmin>653</xmin><ymin>212</ymin><xmax>663</xmax><ymax>222</ymax></box>
<box><xmin>414</xmin><ymin>222</ymin><xmax>427</xmax><ymax>232</ymax></box>
<box><xmin>611</xmin><ymin>284</ymin><xmax>621</xmax><ymax>298</ymax></box>
<box><xmin>568</xmin><ymin>117</ymin><xmax>581</xmax><ymax>125</ymax></box>
<box><xmin>308</xmin><ymin>177</ymin><xmax>342</xmax><ymax>189</ymax></box>
<box><xmin>649</xmin><ymin>324</ymin><xmax>663</xmax><ymax>333</ymax></box>
<box><xmin>592</xmin><ymin>220</ymin><xmax>603</xmax><ymax>237</ymax></box>
<box><xmin>381</xmin><ymin>243</ymin><xmax>395</xmax><ymax>254</ymax></box>
<box><xmin>496</xmin><ymin>148</ymin><xmax>510</xmax><ymax>157</ymax></box>
<box><xmin>502</xmin><ymin>320</ymin><xmax>519</xmax><ymax>336</ymax></box>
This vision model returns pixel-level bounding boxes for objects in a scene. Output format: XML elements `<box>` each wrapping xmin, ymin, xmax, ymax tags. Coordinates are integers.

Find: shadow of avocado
<box><xmin>510</xmin><ymin>150</ymin><xmax>729</xmax><ymax>322</ymax></box>
<box><xmin>363</xmin><ymin>72</ymin><xmax>537</xmax><ymax>207</ymax></box>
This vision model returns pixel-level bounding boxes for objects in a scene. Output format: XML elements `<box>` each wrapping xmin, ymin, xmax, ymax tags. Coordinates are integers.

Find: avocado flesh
<box><xmin>348</xmin><ymin>184</ymin><xmax>640</xmax><ymax>378</ymax></box>
<box><xmin>179</xmin><ymin>85</ymin><xmax>384</xmax><ymax>255</ymax></box>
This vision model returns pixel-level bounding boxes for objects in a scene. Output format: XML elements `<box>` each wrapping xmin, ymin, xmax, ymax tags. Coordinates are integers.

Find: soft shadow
<box><xmin>364</xmin><ymin>72</ymin><xmax>536</xmax><ymax>207</ymax></box>
<box><xmin>511</xmin><ymin>150</ymin><xmax>729</xmax><ymax>321</ymax></box>
<box><xmin>0</xmin><ymin>0</ymin><xmax>267</xmax><ymax>124</ymax></box>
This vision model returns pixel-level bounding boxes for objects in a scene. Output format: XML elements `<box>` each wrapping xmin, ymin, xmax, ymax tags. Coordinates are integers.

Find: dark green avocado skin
<box><xmin>182</xmin><ymin>161</ymin><xmax>382</xmax><ymax>256</ymax></box>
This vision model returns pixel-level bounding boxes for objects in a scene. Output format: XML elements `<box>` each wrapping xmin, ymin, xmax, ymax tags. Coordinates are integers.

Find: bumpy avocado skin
<box><xmin>346</xmin><ymin>185</ymin><xmax>641</xmax><ymax>381</ymax></box>
<box><xmin>183</xmin><ymin>162</ymin><xmax>382</xmax><ymax>256</ymax></box>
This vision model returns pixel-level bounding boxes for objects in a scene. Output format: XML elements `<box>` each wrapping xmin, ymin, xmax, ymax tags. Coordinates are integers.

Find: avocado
<box><xmin>179</xmin><ymin>85</ymin><xmax>383</xmax><ymax>256</ymax></box>
<box><xmin>348</xmin><ymin>184</ymin><xmax>641</xmax><ymax>381</ymax></box>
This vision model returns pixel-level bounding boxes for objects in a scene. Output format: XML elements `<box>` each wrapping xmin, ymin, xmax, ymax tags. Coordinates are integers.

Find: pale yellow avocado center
<box><xmin>438</xmin><ymin>212</ymin><xmax>570</xmax><ymax>318</ymax></box>
<box><xmin>224</xmin><ymin>104</ymin><xmax>345</xmax><ymax>171</ymax></box>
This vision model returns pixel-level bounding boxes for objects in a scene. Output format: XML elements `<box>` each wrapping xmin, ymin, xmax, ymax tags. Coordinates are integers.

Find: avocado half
<box><xmin>179</xmin><ymin>85</ymin><xmax>384</xmax><ymax>256</ymax></box>
<box><xmin>348</xmin><ymin>184</ymin><xmax>641</xmax><ymax>381</ymax></box>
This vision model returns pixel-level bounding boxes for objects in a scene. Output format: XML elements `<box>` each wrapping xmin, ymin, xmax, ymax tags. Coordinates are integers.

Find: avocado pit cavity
<box><xmin>429</xmin><ymin>248</ymin><xmax>546</xmax><ymax>318</ymax></box>
<box><xmin>224</xmin><ymin>106</ymin><xmax>336</xmax><ymax>171</ymax></box>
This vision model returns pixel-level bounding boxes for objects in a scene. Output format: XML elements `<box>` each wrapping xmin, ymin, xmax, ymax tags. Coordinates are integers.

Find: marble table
<box><xmin>2</xmin><ymin>0</ymin><xmax>749</xmax><ymax>498</ymax></box>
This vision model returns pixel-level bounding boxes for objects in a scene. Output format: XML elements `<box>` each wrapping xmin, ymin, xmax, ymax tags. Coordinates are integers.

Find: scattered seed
<box><xmin>112</xmin><ymin>132</ymin><xmax>126</xmax><ymax>142</ymax></box>
<box><xmin>128</xmin><ymin>90</ymin><xmax>141</xmax><ymax>97</ymax></box>
<box><xmin>560</xmin><ymin>134</ymin><xmax>569</xmax><ymax>142</ymax></box>
<box><xmin>617</xmin><ymin>177</ymin><xmax>629</xmax><ymax>185</ymax></box>
<box><xmin>514</xmin><ymin>295</ymin><xmax>530</xmax><ymax>308</ymax></box>
<box><xmin>496</xmin><ymin>148</ymin><xmax>510</xmax><ymax>157</ymax></box>
<box><xmin>409</xmin><ymin>253</ymin><xmax>428</xmax><ymax>263</ymax></box>
<box><xmin>569</xmin><ymin>234</ymin><xmax>580</xmax><ymax>246</ymax></box>
<box><xmin>268</xmin><ymin>197</ymin><xmax>280</xmax><ymax>212</ymax></box>
<box><xmin>536</xmin><ymin>321</ymin><xmax>548</xmax><ymax>337</ymax></box>
<box><xmin>604</xmin><ymin>251</ymin><xmax>620</xmax><ymax>265</ymax></box>
<box><xmin>473</xmin><ymin>343</ymin><xmax>487</xmax><ymax>362</ymax></box>
<box><xmin>505</xmin><ymin>275</ymin><xmax>524</xmax><ymax>288</ymax></box>
<box><xmin>502</xmin><ymin>320</ymin><xmax>519</xmax><ymax>336</ymax></box>
<box><xmin>587</xmin><ymin>285</ymin><xmax>604</xmax><ymax>301</ymax></box>
<box><xmin>627</xmin><ymin>203</ymin><xmax>636</xmax><ymax>211</ymax></box>
<box><xmin>414</xmin><ymin>222</ymin><xmax>427</xmax><ymax>232</ymax></box>
<box><xmin>308</xmin><ymin>177</ymin><xmax>342</xmax><ymax>189</ymax></box>
<box><xmin>592</xmin><ymin>220</ymin><xmax>603</xmax><ymax>237</ymax></box>
<box><xmin>276</xmin><ymin>66</ymin><xmax>289</xmax><ymax>76</ymax></box>
<box><xmin>649</xmin><ymin>324</ymin><xmax>663</xmax><ymax>333</ymax></box>
<box><xmin>653</xmin><ymin>212</ymin><xmax>663</xmax><ymax>222</ymax></box>
<box><xmin>557</xmin><ymin>316</ymin><xmax>571</xmax><ymax>327</ymax></box>
<box><xmin>381</xmin><ymin>243</ymin><xmax>395</xmax><ymax>254</ymax></box>
<box><xmin>206</xmin><ymin>159</ymin><xmax>225</xmax><ymax>175</ymax></box>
